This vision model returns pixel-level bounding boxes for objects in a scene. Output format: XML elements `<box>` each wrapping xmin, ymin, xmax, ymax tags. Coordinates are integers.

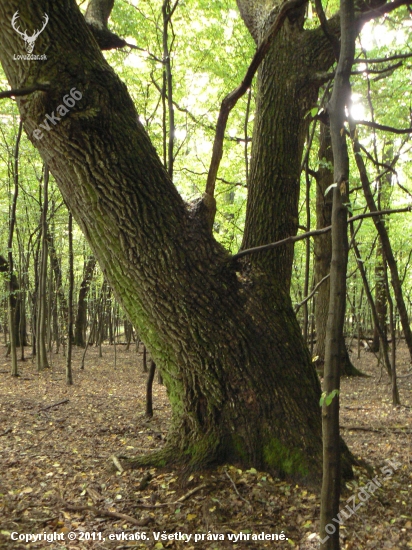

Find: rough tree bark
<box><xmin>0</xmin><ymin>0</ymin><xmax>354</xmax><ymax>479</ymax></box>
<box><xmin>238</xmin><ymin>0</ymin><xmax>337</xmax><ymax>290</ymax></box>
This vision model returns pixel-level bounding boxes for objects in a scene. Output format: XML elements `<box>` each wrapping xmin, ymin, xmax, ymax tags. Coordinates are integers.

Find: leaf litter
<box><xmin>0</xmin><ymin>342</ymin><xmax>411</xmax><ymax>549</ymax></box>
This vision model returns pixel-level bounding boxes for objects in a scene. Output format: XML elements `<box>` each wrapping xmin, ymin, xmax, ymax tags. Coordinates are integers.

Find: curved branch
<box><xmin>295</xmin><ymin>274</ymin><xmax>330</xmax><ymax>313</ymax></box>
<box><xmin>314</xmin><ymin>0</ymin><xmax>340</xmax><ymax>60</ymax></box>
<box><xmin>232</xmin><ymin>207</ymin><xmax>412</xmax><ymax>260</ymax></box>
<box><xmin>205</xmin><ymin>0</ymin><xmax>308</xmax><ymax>210</ymax></box>
<box><xmin>354</xmin><ymin>119</ymin><xmax>412</xmax><ymax>135</ymax></box>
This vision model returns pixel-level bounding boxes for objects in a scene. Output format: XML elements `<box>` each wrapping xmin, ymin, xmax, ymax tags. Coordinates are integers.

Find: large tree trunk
<box><xmin>0</xmin><ymin>0</ymin><xmax>353</xmax><ymax>479</ymax></box>
<box><xmin>238</xmin><ymin>0</ymin><xmax>335</xmax><ymax>289</ymax></box>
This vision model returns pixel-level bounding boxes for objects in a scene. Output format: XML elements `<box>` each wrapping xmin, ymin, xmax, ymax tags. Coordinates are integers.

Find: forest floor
<box><xmin>0</xmin><ymin>341</ymin><xmax>411</xmax><ymax>550</ymax></box>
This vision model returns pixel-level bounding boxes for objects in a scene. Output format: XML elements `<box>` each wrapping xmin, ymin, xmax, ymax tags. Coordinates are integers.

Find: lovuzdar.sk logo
<box><xmin>11</xmin><ymin>10</ymin><xmax>49</xmax><ymax>60</ymax></box>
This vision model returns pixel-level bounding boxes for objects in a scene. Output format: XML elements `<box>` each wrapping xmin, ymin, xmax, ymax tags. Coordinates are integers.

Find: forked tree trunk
<box><xmin>0</xmin><ymin>0</ymin><xmax>353</xmax><ymax>479</ymax></box>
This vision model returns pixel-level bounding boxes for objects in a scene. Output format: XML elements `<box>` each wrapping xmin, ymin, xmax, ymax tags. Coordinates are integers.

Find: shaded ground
<box><xmin>0</xmin><ymin>342</ymin><xmax>411</xmax><ymax>549</ymax></box>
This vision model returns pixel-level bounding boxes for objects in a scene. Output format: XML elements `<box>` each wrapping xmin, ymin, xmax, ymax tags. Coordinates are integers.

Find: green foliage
<box><xmin>319</xmin><ymin>389</ymin><xmax>340</xmax><ymax>407</ymax></box>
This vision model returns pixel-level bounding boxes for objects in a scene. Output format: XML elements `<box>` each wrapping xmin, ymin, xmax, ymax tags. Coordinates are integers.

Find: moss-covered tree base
<box><xmin>119</xmin><ymin>419</ymin><xmax>355</xmax><ymax>485</ymax></box>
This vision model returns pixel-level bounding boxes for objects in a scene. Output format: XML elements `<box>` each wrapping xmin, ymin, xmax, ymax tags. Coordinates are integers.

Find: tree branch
<box><xmin>205</xmin><ymin>0</ymin><xmax>308</xmax><ymax>208</ymax></box>
<box><xmin>355</xmin><ymin>119</ymin><xmax>412</xmax><ymax>135</ymax></box>
<box><xmin>0</xmin><ymin>84</ymin><xmax>49</xmax><ymax>100</ymax></box>
<box><xmin>353</xmin><ymin>52</ymin><xmax>412</xmax><ymax>64</ymax></box>
<box><xmin>232</xmin><ymin>207</ymin><xmax>412</xmax><ymax>260</ymax></box>
<box><xmin>358</xmin><ymin>0</ymin><xmax>412</xmax><ymax>23</ymax></box>
<box><xmin>295</xmin><ymin>274</ymin><xmax>330</xmax><ymax>313</ymax></box>
<box><xmin>314</xmin><ymin>0</ymin><xmax>340</xmax><ymax>60</ymax></box>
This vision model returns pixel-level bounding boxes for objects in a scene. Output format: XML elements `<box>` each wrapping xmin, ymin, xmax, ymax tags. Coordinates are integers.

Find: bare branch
<box><xmin>295</xmin><ymin>274</ymin><xmax>330</xmax><ymax>313</ymax></box>
<box><xmin>232</xmin><ymin>207</ymin><xmax>412</xmax><ymax>260</ymax></box>
<box><xmin>205</xmin><ymin>0</ymin><xmax>308</xmax><ymax>206</ymax></box>
<box><xmin>355</xmin><ymin>119</ymin><xmax>412</xmax><ymax>135</ymax></box>
<box><xmin>0</xmin><ymin>83</ymin><xmax>49</xmax><ymax>100</ymax></box>
<box><xmin>314</xmin><ymin>0</ymin><xmax>340</xmax><ymax>60</ymax></box>
<box><xmin>353</xmin><ymin>52</ymin><xmax>412</xmax><ymax>64</ymax></box>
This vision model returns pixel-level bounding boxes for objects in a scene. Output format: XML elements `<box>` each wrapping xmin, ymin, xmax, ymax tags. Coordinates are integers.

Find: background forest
<box><xmin>1</xmin><ymin>0</ymin><xmax>412</xmax><ymax>371</ymax></box>
<box><xmin>0</xmin><ymin>0</ymin><xmax>412</xmax><ymax>548</ymax></box>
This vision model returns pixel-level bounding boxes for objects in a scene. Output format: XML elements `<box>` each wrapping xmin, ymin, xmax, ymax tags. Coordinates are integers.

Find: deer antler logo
<box><xmin>11</xmin><ymin>11</ymin><xmax>49</xmax><ymax>54</ymax></box>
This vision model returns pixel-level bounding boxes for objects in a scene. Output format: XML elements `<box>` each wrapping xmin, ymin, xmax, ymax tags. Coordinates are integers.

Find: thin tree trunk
<box><xmin>143</xmin><ymin>345</ymin><xmax>148</xmax><ymax>373</ymax></box>
<box><xmin>31</xmin><ymin>237</ymin><xmax>41</xmax><ymax>357</ymax></box>
<box><xmin>314</xmin><ymin>123</ymin><xmax>362</xmax><ymax>377</ymax></box>
<box><xmin>81</xmin><ymin>282</ymin><xmax>104</xmax><ymax>370</ymax></box>
<box><xmin>8</xmin><ymin>120</ymin><xmax>23</xmax><ymax>376</ymax></box>
<box><xmin>36</xmin><ymin>165</ymin><xmax>50</xmax><ymax>371</ymax></box>
<box><xmin>352</xmin><ymin>137</ymin><xmax>412</xmax><ymax>361</ymax></box>
<box><xmin>371</xmin><ymin>239</ymin><xmax>387</xmax><ymax>350</ymax></box>
<box><xmin>74</xmin><ymin>255</ymin><xmax>96</xmax><ymax>347</ymax></box>
<box><xmin>162</xmin><ymin>0</ymin><xmax>176</xmax><ymax>178</ymax></box>
<box><xmin>47</xmin><ymin>231</ymin><xmax>69</xmax><ymax>333</ymax></box>
<box><xmin>146</xmin><ymin>359</ymin><xmax>156</xmax><ymax>417</ymax></box>
<box><xmin>66</xmin><ymin>211</ymin><xmax>74</xmax><ymax>385</ymax></box>
<box><xmin>350</xmin><ymin>223</ymin><xmax>392</xmax><ymax>377</ymax></box>
<box><xmin>320</xmin><ymin>0</ymin><xmax>355</xmax><ymax>546</ymax></box>
<box><xmin>314</xmin><ymin>123</ymin><xmax>334</xmax><ymax>366</ymax></box>
<box><xmin>383</xmin><ymin>254</ymin><xmax>400</xmax><ymax>404</ymax></box>
<box><xmin>302</xmin><ymin>165</ymin><xmax>311</xmax><ymax>342</ymax></box>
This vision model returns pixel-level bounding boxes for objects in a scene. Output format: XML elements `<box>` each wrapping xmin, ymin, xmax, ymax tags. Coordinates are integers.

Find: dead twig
<box><xmin>340</xmin><ymin>425</ymin><xmax>383</xmax><ymax>433</ymax></box>
<box><xmin>341</xmin><ymin>425</ymin><xmax>412</xmax><ymax>434</ymax></box>
<box><xmin>176</xmin><ymin>483</ymin><xmax>208</xmax><ymax>503</ymax></box>
<box><xmin>59</xmin><ymin>499</ymin><xmax>150</xmax><ymax>527</ymax></box>
<box><xmin>135</xmin><ymin>483</ymin><xmax>208</xmax><ymax>508</ymax></box>
<box><xmin>224</xmin><ymin>469</ymin><xmax>250</xmax><ymax>505</ymax></box>
<box><xmin>41</xmin><ymin>399</ymin><xmax>69</xmax><ymax>411</ymax></box>
<box><xmin>0</xmin><ymin>428</ymin><xmax>12</xmax><ymax>436</ymax></box>
<box><xmin>28</xmin><ymin>516</ymin><xmax>59</xmax><ymax>524</ymax></box>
